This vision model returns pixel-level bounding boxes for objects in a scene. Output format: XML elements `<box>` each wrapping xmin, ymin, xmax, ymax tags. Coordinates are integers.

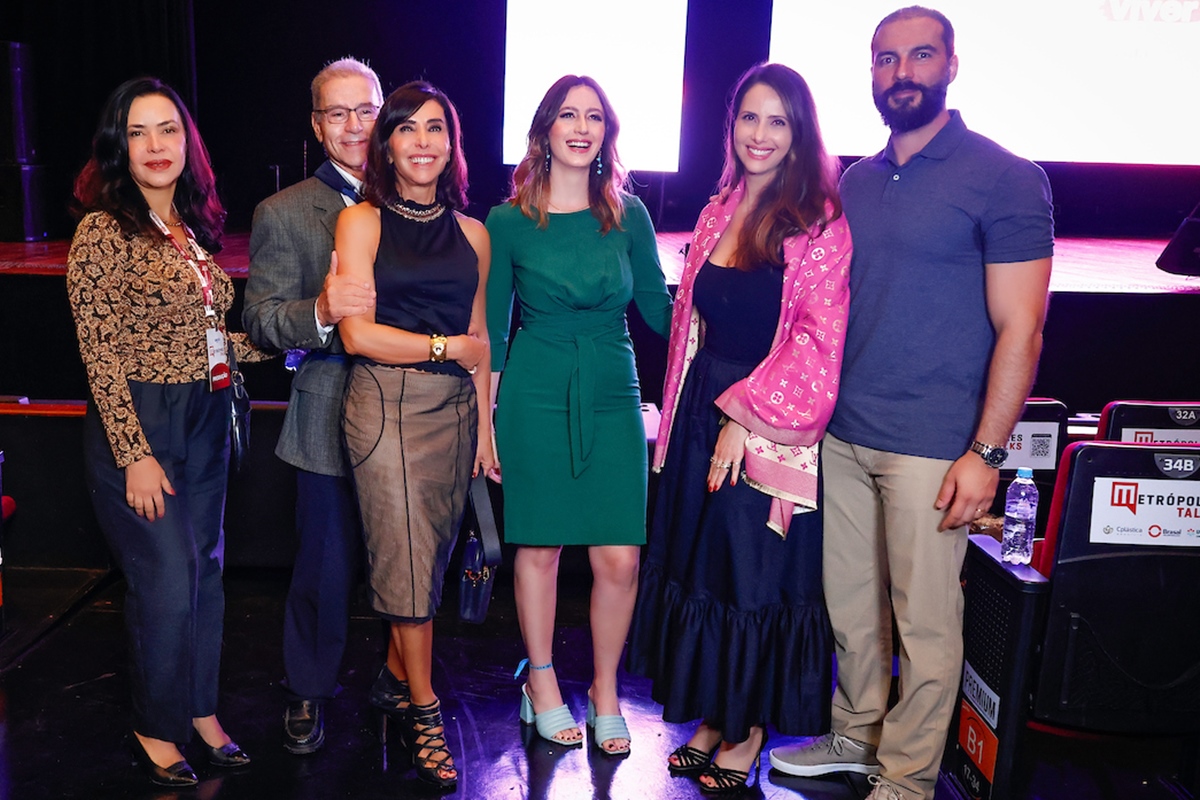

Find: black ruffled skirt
<box><xmin>627</xmin><ymin>348</ymin><xmax>832</xmax><ymax>741</ymax></box>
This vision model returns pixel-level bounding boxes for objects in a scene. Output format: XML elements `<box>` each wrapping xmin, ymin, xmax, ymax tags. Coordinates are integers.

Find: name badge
<box><xmin>206</xmin><ymin>328</ymin><xmax>231</xmax><ymax>391</ymax></box>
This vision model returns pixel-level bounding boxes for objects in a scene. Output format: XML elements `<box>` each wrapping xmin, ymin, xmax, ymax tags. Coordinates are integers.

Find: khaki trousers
<box><xmin>822</xmin><ymin>434</ymin><xmax>968</xmax><ymax>800</ymax></box>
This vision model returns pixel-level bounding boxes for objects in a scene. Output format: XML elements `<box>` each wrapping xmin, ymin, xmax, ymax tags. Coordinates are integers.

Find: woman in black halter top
<box><xmin>335</xmin><ymin>81</ymin><xmax>495</xmax><ymax>790</ymax></box>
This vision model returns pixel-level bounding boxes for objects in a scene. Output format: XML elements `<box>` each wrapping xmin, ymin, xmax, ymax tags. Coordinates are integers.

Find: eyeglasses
<box><xmin>313</xmin><ymin>104</ymin><xmax>380</xmax><ymax>124</ymax></box>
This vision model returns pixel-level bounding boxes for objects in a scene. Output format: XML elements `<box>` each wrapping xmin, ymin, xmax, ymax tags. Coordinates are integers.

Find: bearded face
<box><xmin>869</xmin><ymin>15</ymin><xmax>958</xmax><ymax>135</ymax></box>
<box><xmin>873</xmin><ymin>76</ymin><xmax>950</xmax><ymax>133</ymax></box>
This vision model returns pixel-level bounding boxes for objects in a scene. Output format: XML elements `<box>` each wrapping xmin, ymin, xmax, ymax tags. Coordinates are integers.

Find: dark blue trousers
<box><xmin>281</xmin><ymin>468</ymin><xmax>361</xmax><ymax>700</ymax></box>
<box><xmin>84</xmin><ymin>380</ymin><xmax>228</xmax><ymax>743</ymax></box>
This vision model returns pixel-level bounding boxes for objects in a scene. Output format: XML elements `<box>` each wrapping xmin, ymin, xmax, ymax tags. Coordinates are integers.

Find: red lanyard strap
<box><xmin>148</xmin><ymin>209</ymin><xmax>217</xmax><ymax>317</ymax></box>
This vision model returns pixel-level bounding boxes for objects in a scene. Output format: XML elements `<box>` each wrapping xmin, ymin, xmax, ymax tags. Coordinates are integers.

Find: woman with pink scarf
<box><xmin>627</xmin><ymin>63</ymin><xmax>851</xmax><ymax>794</ymax></box>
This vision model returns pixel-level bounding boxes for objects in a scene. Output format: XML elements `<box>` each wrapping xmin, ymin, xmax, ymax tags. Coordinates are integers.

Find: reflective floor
<box><xmin>0</xmin><ymin>569</ymin><xmax>1194</xmax><ymax>800</ymax></box>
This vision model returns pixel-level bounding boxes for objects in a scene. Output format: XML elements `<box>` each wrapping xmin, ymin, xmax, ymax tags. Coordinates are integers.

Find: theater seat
<box><xmin>1097</xmin><ymin>399</ymin><xmax>1200</xmax><ymax>444</ymax></box>
<box><xmin>944</xmin><ymin>440</ymin><xmax>1200</xmax><ymax>799</ymax></box>
<box><xmin>989</xmin><ymin>398</ymin><xmax>1068</xmax><ymax>534</ymax></box>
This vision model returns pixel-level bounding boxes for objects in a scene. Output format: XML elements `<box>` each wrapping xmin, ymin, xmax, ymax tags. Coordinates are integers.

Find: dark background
<box><xmin>2</xmin><ymin>0</ymin><xmax>1198</xmax><ymax>240</ymax></box>
<box><xmin>2</xmin><ymin>0</ymin><xmax>1199</xmax><ymax>412</ymax></box>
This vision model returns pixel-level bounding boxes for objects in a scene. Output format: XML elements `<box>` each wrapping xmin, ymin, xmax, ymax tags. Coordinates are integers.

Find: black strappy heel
<box><xmin>369</xmin><ymin>665</ymin><xmax>411</xmax><ymax>746</ymax></box>
<box><xmin>407</xmin><ymin>699</ymin><xmax>457</xmax><ymax>789</ymax></box>
<box><xmin>699</xmin><ymin>728</ymin><xmax>768</xmax><ymax>795</ymax></box>
<box><xmin>668</xmin><ymin>742</ymin><xmax>720</xmax><ymax>776</ymax></box>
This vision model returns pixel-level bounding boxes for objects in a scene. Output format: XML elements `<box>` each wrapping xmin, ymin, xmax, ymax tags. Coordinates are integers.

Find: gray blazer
<box><xmin>244</xmin><ymin>175</ymin><xmax>352</xmax><ymax>477</ymax></box>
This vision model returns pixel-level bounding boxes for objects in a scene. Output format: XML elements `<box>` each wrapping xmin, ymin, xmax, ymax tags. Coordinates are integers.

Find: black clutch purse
<box><xmin>228</xmin><ymin>353</ymin><xmax>251</xmax><ymax>476</ymax></box>
<box><xmin>459</xmin><ymin>474</ymin><xmax>501</xmax><ymax>624</ymax></box>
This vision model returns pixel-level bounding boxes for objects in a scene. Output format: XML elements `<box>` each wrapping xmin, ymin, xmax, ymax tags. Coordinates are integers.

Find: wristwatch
<box><xmin>429</xmin><ymin>334</ymin><xmax>448</xmax><ymax>363</ymax></box>
<box><xmin>970</xmin><ymin>440</ymin><xmax>1009</xmax><ymax>469</ymax></box>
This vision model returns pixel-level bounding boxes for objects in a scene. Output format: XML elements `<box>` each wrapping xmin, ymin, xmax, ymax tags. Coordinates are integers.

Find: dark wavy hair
<box><xmin>363</xmin><ymin>81</ymin><xmax>468</xmax><ymax>210</ymax></box>
<box><xmin>717</xmin><ymin>63</ymin><xmax>842</xmax><ymax>270</ymax></box>
<box><xmin>508</xmin><ymin>75</ymin><xmax>627</xmax><ymax>234</ymax></box>
<box><xmin>72</xmin><ymin>77</ymin><xmax>225</xmax><ymax>253</ymax></box>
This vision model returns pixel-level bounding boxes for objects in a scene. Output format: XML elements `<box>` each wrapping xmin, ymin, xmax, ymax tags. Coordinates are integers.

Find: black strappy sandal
<box><xmin>369</xmin><ymin>665</ymin><xmax>411</xmax><ymax>746</ymax></box>
<box><xmin>668</xmin><ymin>742</ymin><xmax>720</xmax><ymax>776</ymax></box>
<box><xmin>698</xmin><ymin>728</ymin><xmax>767</xmax><ymax>795</ymax></box>
<box><xmin>407</xmin><ymin>699</ymin><xmax>457</xmax><ymax>789</ymax></box>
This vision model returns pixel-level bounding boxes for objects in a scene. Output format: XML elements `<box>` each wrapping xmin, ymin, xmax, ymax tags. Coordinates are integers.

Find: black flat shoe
<box><xmin>209</xmin><ymin>741</ymin><xmax>252</xmax><ymax>768</ymax></box>
<box><xmin>131</xmin><ymin>735</ymin><xmax>198</xmax><ymax>788</ymax></box>
<box><xmin>284</xmin><ymin>699</ymin><xmax>325</xmax><ymax>755</ymax></box>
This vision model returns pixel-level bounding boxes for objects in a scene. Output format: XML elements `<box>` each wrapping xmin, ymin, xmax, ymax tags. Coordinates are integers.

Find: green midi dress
<box><xmin>485</xmin><ymin>198</ymin><xmax>672</xmax><ymax>545</ymax></box>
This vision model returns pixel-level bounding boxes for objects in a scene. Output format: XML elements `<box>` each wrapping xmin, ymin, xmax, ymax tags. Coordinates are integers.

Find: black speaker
<box><xmin>0</xmin><ymin>164</ymin><xmax>48</xmax><ymax>242</ymax></box>
<box><xmin>0</xmin><ymin>42</ymin><xmax>38</xmax><ymax>164</ymax></box>
<box><xmin>1157</xmin><ymin>202</ymin><xmax>1200</xmax><ymax>276</ymax></box>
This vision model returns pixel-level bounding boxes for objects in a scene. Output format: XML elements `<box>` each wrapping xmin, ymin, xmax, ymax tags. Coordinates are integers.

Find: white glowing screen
<box><xmin>502</xmin><ymin>0</ymin><xmax>687</xmax><ymax>172</ymax></box>
<box><xmin>770</xmin><ymin>0</ymin><xmax>1200</xmax><ymax>165</ymax></box>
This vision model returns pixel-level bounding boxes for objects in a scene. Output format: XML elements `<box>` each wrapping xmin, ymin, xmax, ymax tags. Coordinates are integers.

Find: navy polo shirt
<box><xmin>828</xmin><ymin>111</ymin><xmax>1054</xmax><ymax>461</ymax></box>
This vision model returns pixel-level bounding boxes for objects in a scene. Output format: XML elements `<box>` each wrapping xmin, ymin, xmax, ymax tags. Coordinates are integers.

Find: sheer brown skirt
<box><xmin>343</xmin><ymin>363</ymin><xmax>477</xmax><ymax>622</ymax></box>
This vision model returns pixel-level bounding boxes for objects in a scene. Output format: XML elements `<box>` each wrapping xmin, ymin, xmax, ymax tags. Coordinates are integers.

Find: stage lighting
<box><xmin>770</xmin><ymin>0</ymin><xmax>1200</xmax><ymax>166</ymax></box>
<box><xmin>501</xmin><ymin>0</ymin><xmax>687</xmax><ymax>172</ymax></box>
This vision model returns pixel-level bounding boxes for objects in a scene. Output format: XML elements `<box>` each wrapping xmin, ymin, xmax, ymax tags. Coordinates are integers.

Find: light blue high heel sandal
<box><xmin>515</xmin><ymin>660</ymin><xmax>581</xmax><ymax>747</ymax></box>
<box><xmin>587</xmin><ymin>696</ymin><xmax>632</xmax><ymax>756</ymax></box>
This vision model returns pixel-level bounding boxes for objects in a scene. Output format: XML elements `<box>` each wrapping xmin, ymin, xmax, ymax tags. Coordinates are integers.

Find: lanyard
<box><xmin>148</xmin><ymin>209</ymin><xmax>217</xmax><ymax>319</ymax></box>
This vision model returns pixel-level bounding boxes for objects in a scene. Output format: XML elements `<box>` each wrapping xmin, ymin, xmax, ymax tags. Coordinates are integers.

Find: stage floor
<box><xmin>0</xmin><ymin>567</ymin><xmax>1192</xmax><ymax>800</ymax></box>
<box><xmin>3</xmin><ymin>232</ymin><xmax>1198</xmax><ymax>294</ymax></box>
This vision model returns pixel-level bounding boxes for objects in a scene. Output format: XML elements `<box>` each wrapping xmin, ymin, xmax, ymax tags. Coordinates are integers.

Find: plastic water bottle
<box><xmin>1001</xmin><ymin>467</ymin><xmax>1038</xmax><ymax>565</ymax></box>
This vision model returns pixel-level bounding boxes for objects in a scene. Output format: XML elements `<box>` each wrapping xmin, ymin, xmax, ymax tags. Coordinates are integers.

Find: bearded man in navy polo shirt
<box><xmin>769</xmin><ymin>7</ymin><xmax>1054</xmax><ymax>800</ymax></box>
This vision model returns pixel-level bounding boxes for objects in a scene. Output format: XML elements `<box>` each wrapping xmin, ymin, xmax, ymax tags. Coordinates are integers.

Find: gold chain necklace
<box><xmin>386</xmin><ymin>200</ymin><xmax>445</xmax><ymax>223</ymax></box>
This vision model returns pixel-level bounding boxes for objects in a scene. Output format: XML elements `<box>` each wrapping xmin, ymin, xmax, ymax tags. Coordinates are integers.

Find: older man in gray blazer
<box><xmin>244</xmin><ymin>57</ymin><xmax>399</xmax><ymax>754</ymax></box>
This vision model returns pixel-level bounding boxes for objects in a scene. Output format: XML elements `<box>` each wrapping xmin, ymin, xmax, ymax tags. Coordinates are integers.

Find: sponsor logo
<box><xmin>1112</xmin><ymin>482</ymin><xmax>1139</xmax><ymax>514</ymax></box>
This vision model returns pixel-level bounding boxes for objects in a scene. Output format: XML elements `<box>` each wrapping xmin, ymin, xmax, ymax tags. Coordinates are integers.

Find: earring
<box><xmin>595</xmin><ymin>149</ymin><xmax>603</xmax><ymax>176</ymax></box>
<box><xmin>545</xmin><ymin>150</ymin><xmax>551</xmax><ymax>173</ymax></box>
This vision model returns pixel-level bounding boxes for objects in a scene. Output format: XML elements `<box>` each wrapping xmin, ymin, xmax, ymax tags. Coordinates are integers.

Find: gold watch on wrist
<box><xmin>429</xmin><ymin>334</ymin><xmax>448</xmax><ymax>363</ymax></box>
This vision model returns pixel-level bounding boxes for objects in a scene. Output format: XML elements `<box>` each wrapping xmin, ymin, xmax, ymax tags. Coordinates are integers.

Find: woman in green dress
<box><xmin>486</xmin><ymin>75</ymin><xmax>671</xmax><ymax>755</ymax></box>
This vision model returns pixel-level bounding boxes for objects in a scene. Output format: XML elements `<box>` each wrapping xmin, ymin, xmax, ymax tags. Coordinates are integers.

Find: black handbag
<box><xmin>228</xmin><ymin>351</ymin><xmax>251</xmax><ymax>476</ymax></box>
<box><xmin>459</xmin><ymin>474</ymin><xmax>501</xmax><ymax>624</ymax></box>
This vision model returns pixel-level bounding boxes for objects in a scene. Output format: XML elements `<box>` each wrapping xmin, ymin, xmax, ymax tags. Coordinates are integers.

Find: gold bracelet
<box><xmin>429</xmin><ymin>334</ymin><xmax>448</xmax><ymax>363</ymax></box>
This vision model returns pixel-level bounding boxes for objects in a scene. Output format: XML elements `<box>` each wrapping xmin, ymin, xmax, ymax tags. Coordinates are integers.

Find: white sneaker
<box><xmin>865</xmin><ymin>775</ymin><xmax>908</xmax><ymax>800</ymax></box>
<box><xmin>768</xmin><ymin>731</ymin><xmax>881</xmax><ymax>776</ymax></box>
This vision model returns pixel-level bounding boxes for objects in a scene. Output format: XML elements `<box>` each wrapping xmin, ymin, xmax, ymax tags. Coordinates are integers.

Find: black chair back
<box><xmin>1030</xmin><ymin>440</ymin><xmax>1200</xmax><ymax>734</ymax></box>
<box><xmin>991</xmin><ymin>398</ymin><xmax>1069</xmax><ymax>534</ymax></box>
<box><xmin>1097</xmin><ymin>400</ymin><xmax>1200</xmax><ymax>444</ymax></box>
